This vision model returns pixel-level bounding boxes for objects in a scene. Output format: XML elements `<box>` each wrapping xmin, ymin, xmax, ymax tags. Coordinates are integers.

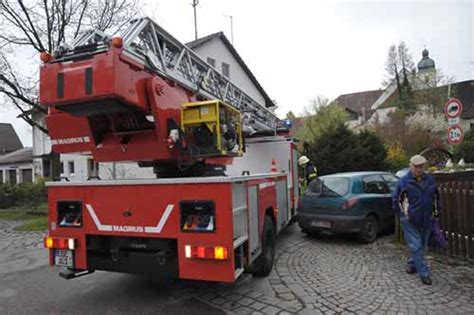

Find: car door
<box><xmin>361</xmin><ymin>175</ymin><xmax>391</xmax><ymax>228</ymax></box>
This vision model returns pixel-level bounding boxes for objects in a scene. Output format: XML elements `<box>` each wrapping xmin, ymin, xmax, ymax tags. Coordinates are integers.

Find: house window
<box><xmin>68</xmin><ymin>161</ymin><xmax>75</xmax><ymax>175</ymax></box>
<box><xmin>8</xmin><ymin>169</ymin><xmax>17</xmax><ymax>184</ymax></box>
<box><xmin>222</xmin><ymin>62</ymin><xmax>230</xmax><ymax>78</ymax></box>
<box><xmin>21</xmin><ymin>169</ymin><xmax>33</xmax><ymax>183</ymax></box>
<box><xmin>207</xmin><ymin>57</ymin><xmax>216</xmax><ymax>67</ymax></box>
<box><xmin>0</xmin><ymin>170</ymin><xmax>3</xmax><ymax>183</ymax></box>
<box><xmin>87</xmin><ymin>159</ymin><xmax>99</xmax><ymax>177</ymax></box>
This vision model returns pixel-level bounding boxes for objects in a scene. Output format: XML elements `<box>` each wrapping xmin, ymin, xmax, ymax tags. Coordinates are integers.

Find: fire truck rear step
<box><xmin>59</xmin><ymin>269</ymin><xmax>94</xmax><ymax>280</ymax></box>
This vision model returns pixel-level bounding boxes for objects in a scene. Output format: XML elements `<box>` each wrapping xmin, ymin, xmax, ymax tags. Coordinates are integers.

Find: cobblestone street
<box><xmin>1</xmin><ymin>220</ymin><xmax>473</xmax><ymax>314</ymax></box>
<box><xmin>194</xmin><ymin>226</ymin><xmax>474</xmax><ymax>315</ymax></box>
<box><xmin>0</xmin><ymin>220</ymin><xmax>45</xmax><ymax>253</ymax></box>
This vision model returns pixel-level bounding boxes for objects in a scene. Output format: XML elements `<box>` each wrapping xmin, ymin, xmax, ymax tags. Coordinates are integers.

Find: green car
<box><xmin>297</xmin><ymin>171</ymin><xmax>399</xmax><ymax>243</ymax></box>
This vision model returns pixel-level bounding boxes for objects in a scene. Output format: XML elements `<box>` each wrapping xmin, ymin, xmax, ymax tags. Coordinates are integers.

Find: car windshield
<box><xmin>307</xmin><ymin>177</ymin><xmax>350</xmax><ymax>197</ymax></box>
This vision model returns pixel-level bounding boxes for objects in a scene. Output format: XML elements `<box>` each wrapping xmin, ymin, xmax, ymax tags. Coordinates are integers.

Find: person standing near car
<box><xmin>298</xmin><ymin>155</ymin><xmax>317</xmax><ymax>191</ymax></box>
<box><xmin>392</xmin><ymin>155</ymin><xmax>440</xmax><ymax>285</ymax></box>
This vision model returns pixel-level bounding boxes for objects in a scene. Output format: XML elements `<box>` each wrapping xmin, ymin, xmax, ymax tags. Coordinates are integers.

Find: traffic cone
<box><xmin>271</xmin><ymin>159</ymin><xmax>277</xmax><ymax>172</ymax></box>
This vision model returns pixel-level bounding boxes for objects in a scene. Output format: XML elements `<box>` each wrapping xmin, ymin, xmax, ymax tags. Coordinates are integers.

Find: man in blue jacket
<box><xmin>392</xmin><ymin>154</ymin><xmax>440</xmax><ymax>285</ymax></box>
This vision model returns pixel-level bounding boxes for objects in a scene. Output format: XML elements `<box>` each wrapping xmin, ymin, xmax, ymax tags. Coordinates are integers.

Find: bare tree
<box><xmin>0</xmin><ymin>0</ymin><xmax>140</xmax><ymax>134</ymax></box>
<box><xmin>382</xmin><ymin>41</ymin><xmax>416</xmax><ymax>114</ymax></box>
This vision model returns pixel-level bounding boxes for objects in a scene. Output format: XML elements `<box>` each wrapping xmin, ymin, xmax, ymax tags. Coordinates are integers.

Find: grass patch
<box><xmin>0</xmin><ymin>205</ymin><xmax>49</xmax><ymax>232</ymax></box>
<box><xmin>14</xmin><ymin>217</ymin><xmax>48</xmax><ymax>232</ymax></box>
<box><xmin>0</xmin><ymin>210</ymin><xmax>44</xmax><ymax>221</ymax></box>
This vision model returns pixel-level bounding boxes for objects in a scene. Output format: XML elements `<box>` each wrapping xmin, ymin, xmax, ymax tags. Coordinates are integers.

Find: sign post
<box><xmin>444</xmin><ymin>98</ymin><xmax>464</xmax><ymax>145</ymax></box>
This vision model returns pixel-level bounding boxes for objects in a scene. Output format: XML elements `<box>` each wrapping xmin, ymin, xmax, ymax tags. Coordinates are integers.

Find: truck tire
<box><xmin>252</xmin><ymin>215</ymin><xmax>275</xmax><ymax>277</ymax></box>
<box><xmin>359</xmin><ymin>215</ymin><xmax>378</xmax><ymax>244</ymax></box>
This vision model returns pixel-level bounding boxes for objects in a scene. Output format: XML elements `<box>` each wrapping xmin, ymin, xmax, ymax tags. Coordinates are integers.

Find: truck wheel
<box><xmin>359</xmin><ymin>215</ymin><xmax>378</xmax><ymax>244</ymax></box>
<box><xmin>252</xmin><ymin>215</ymin><xmax>276</xmax><ymax>277</ymax></box>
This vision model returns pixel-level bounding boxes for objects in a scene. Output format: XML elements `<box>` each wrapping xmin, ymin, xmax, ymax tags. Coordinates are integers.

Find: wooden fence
<box><xmin>395</xmin><ymin>181</ymin><xmax>474</xmax><ymax>261</ymax></box>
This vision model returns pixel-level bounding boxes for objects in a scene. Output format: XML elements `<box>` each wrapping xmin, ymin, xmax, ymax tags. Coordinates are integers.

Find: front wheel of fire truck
<box><xmin>252</xmin><ymin>215</ymin><xmax>276</xmax><ymax>277</ymax></box>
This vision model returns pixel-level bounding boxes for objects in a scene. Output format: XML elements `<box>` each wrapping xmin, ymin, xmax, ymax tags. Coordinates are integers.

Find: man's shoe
<box><xmin>421</xmin><ymin>277</ymin><xmax>432</xmax><ymax>285</ymax></box>
<box><xmin>406</xmin><ymin>265</ymin><xmax>416</xmax><ymax>274</ymax></box>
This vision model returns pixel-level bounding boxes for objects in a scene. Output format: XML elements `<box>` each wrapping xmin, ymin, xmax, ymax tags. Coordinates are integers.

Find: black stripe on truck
<box><xmin>57</xmin><ymin>73</ymin><xmax>64</xmax><ymax>98</ymax></box>
<box><xmin>85</xmin><ymin>67</ymin><xmax>93</xmax><ymax>95</ymax></box>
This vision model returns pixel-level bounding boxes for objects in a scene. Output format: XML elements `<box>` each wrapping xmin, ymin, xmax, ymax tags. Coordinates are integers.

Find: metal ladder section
<box><xmin>72</xmin><ymin>17</ymin><xmax>279</xmax><ymax>134</ymax></box>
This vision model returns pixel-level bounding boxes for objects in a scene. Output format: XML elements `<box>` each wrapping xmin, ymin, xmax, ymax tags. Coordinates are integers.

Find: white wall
<box><xmin>98</xmin><ymin>162</ymin><xmax>155</xmax><ymax>180</ymax></box>
<box><xmin>192</xmin><ymin>38</ymin><xmax>266</xmax><ymax>106</ymax></box>
<box><xmin>32</xmin><ymin>112</ymin><xmax>52</xmax><ymax>157</ymax></box>
<box><xmin>59</xmin><ymin>154</ymin><xmax>90</xmax><ymax>182</ymax></box>
<box><xmin>58</xmin><ymin>154</ymin><xmax>156</xmax><ymax>181</ymax></box>
<box><xmin>366</xmin><ymin>107</ymin><xmax>397</xmax><ymax>126</ymax></box>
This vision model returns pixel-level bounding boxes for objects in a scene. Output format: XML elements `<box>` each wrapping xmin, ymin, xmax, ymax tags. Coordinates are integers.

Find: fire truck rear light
<box><xmin>45</xmin><ymin>237</ymin><xmax>54</xmax><ymax>249</ymax></box>
<box><xmin>184</xmin><ymin>245</ymin><xmax>191</xmax><ymax>258</ymax></box>
<box><xmin>185</xmin><ymin>245</ymin><xmax>229</xmax><ymax>260</ymax></box>
<box><xmin>214</xmin><ymin>246</ymin><xmax>228</xmax><ymax>260</ymax></box>
<box><xmin>44</xmin><ymin>237</ymin><xmax>76</xmax><ymax>250</ymax></box>
<box><xmin>197</xmin><ymin>246</ymin><xmax>206</xmax><ymax>258</ymax></box>
<box><xmin>68</xmin><ymin>238</ymin><xmax>75</xmax><ymax>250</ymax></box>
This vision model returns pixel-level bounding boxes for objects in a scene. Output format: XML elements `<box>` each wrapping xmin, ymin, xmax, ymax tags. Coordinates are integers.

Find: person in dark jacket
<box><xmin>298</xmin><ymin>155</ymin><xmax>317</xmax><ymax>189</ymax></box>
<box><xmin>392</xmin><ymin>155</ymin><xmax>440</xmax><ymax>285</ymax></box>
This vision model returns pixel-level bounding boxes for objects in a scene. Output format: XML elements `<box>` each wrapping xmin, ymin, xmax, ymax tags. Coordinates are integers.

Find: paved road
<box><xmin>1</xmin><ymin>220</ymin><xmax>474</xmax><ymax>314</ymax></box>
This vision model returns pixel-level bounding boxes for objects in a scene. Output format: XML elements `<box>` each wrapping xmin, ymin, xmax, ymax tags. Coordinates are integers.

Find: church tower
<box><xmin>417</xmin><ymin>48</ymin><xmax>436</xmax><ymax>86</ymax></box>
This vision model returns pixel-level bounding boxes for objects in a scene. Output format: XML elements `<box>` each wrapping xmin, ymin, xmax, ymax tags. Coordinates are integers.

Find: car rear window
<box><xmin>307</xmin><ymin>177</ymin><xmax>350</xmax><ymax>197</ymax></box>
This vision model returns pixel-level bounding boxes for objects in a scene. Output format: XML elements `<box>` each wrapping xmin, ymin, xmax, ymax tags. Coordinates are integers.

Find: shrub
<box><xmin>0</xmin><ymin>179</ymin><xmax>47</xmax><ymax>210</ymax></box>
<box><xmin>308</xmin><ymin>124</ymin><xmax>387</xmax><ymax>175</ymax></box>
<box><xmin>454</xmin><ymin>129</ymin><xmax>474</xmax><ymax>163</ymax></box>
<box><xmin>385</xmin><ymin>142</ymin><xmax>409</xmax><ymax>171</ymax></box>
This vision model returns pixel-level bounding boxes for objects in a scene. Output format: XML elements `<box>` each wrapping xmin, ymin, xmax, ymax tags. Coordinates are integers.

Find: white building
<box><xmin>0</xmin><ymin>123</ymin><xmax>33</xmax><ymax>184</ymax></box>
<box><xmin>0</xmin><ymin>148</ymin><xmax>34</xmax><ymax>184</ymax></box>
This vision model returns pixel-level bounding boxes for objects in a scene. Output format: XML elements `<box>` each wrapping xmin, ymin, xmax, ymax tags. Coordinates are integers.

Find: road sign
<box><xmin>444</xmin><ymin>98</ymin><xmax>463</xmax><ymax>119</ymax></box>
<box><xmin>447</xmin><ymin>125</ymin><xmax>464</xmax><ymax>145</ymax></box>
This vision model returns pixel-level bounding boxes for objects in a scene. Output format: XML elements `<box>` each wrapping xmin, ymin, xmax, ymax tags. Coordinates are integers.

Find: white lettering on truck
<box><xmin>51</xmin><ymin>136</ymin><xmax>91</xmax><ymax>145</ymax></box>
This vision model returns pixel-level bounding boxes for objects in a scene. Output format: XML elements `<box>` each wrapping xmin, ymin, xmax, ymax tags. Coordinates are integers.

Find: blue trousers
<box><xmin>400</xmin><ymin>216</ymin><xmax>432</xmax><ymax>278</ymax></box>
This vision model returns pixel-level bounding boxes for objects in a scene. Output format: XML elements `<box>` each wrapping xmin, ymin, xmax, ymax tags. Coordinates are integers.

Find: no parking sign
<box><xmin>444</xmin><ymin>98</ymin><xmax>464</xmax><ymax>145</ymax></box>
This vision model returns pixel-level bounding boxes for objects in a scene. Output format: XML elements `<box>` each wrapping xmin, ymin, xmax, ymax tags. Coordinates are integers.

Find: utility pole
<box><xmin>229</xmin><ymin>16</ymin><xmax>234</xmax><ymax>45</ymax></box>
<box><xmin>225</xmin><ymin>15</ymin><xmax>234</xmax><ymax>45</ymax></box>
<box><xmin>192</xmin><ymin>0</ymin><xmax>199</xmax><ymax>40</ymax></box>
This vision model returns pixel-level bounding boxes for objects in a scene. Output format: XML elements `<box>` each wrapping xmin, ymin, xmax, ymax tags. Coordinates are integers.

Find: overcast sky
<box><xmin>2</xmin><ymin>0</ymin><xmax>473</xmax><ymax>146</ymax></box>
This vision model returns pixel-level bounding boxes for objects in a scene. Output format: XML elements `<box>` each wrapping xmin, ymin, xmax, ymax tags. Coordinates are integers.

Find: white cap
<box><xmin>298</xmin><ymin>156</ymin><xmax>310</xmax><ymax>166</ymax></box>
<box><xmin>410</xmin><ymin>155</ymin><xmax>427</xmax><ymax>166</ymax></box>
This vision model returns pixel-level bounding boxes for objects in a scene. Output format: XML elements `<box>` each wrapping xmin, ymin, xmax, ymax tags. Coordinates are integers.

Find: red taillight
<box><xmin>197</xmin><ymin>246</ymin><xmax>206</xmax><ymax>258</ymax></box>
<box><xmin>342</xmin><ymin>197</ymin><xmax>358</xmax><ymax>210</ymax></box>
<box><xmin>44</xmin><ymin>237</ymin><xmax>75</xmax><ymax>250</ymax></box>
<box><xmin>184</xmin><ymin>245</ymin><xmax>229</xmax><ymax>260</ymax></box>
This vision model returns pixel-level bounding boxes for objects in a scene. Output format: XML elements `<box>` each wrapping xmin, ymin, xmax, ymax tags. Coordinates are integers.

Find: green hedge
<box><xmin>0</xmin><ymin>178</ymin><xmax>47</xmax><ymax>210</ymax></box>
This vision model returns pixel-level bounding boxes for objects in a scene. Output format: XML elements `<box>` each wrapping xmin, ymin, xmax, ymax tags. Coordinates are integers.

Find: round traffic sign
<box><xmin>444</xmin><ymin>98</ymin><xmax>463</xmax><ymax>119</ymax></box>
<box><xmin>447</xmin><ymin>125</ymin><xmax>464</xmax><ymax>145</ymax></box>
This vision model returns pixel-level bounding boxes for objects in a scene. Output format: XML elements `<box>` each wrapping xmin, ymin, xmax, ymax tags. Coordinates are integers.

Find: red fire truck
<box><xmin>41</xmin><ymin>17</ymin><xmax>299</xmax><ymax>283</ymax></box>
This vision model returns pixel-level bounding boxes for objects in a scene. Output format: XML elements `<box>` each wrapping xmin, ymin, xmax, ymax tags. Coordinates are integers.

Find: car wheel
<box><xmin>252</xmin><ymin>215</ymin><xmax>275</xmax><ymax>277</ymax></box>
<box><xmin>359</xmin><ymin>215</ymin><xmax>378</xmax><ymax>244</ymax></box>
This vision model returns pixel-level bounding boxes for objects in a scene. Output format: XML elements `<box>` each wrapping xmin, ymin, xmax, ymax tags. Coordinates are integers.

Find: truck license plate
<box><xmin>55</xmin><ymin>249</ymin><xmax>73</xmax><ymax>267</ymax></box>
<box><xmin>311</xmin><ymin>220</ymin><xmax>331</xmax><ymax>228</ymax></box>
